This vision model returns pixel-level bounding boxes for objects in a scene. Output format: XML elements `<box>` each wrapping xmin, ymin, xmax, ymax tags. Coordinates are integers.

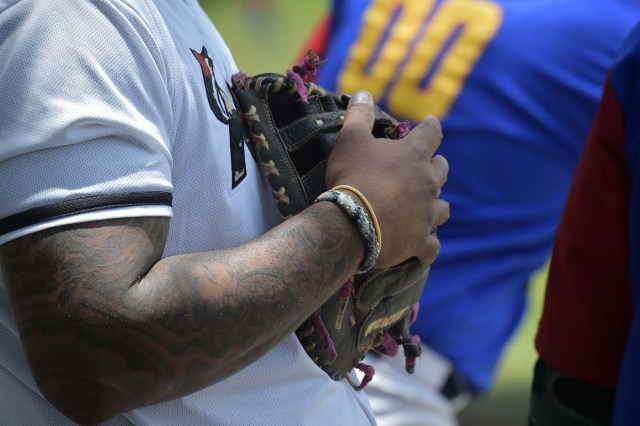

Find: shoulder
<box><xmin>0</xmin><ymin>0</ymin><xmax>176</xmax><ymax>159</ymax></box>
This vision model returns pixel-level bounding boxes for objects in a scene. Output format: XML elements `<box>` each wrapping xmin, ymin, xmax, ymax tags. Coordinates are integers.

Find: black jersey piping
<box><xmin>0</xmin><ymin>191</ymin><xmax>173</xmax><ymax>236</ymax></box>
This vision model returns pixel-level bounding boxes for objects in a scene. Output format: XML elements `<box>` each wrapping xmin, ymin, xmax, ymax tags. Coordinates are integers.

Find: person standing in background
<box><xmin>531</xmin><ymin>21</ymin><xmax>640</xmax><ymax>426</ymax></box>
<box><xmin>306</xmin><ymin>1</ymin><xmax>640</xmax><ymax>424</ymax></box>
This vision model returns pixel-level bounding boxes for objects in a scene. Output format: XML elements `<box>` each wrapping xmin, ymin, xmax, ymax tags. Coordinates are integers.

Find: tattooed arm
<box><xmin>0</xmin><ymin>202</ymin><xmax>364</xmax><ymax>425</ymax></box>
<box><xmin>0</xmin><ymin>93</ymin><xmax>448</xmax><ymax>425</ymax></box>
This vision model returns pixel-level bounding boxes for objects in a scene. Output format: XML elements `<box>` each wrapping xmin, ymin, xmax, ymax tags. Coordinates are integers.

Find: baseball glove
<box><xmin>231</xmin><ymin>51</ymin><xmax>430</xmax><ymax>389</ymax></box>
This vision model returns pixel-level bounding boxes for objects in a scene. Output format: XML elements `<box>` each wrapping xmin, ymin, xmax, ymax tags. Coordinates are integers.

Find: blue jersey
<box><xmin>315</xmin><ymin>0</ymin><xmax>640</xmax><ymax>392</ymax></box>
<box><xmin>608</xmin><ymin>23</ymin><xmax>640</xmax><ymax>425</ymax></box>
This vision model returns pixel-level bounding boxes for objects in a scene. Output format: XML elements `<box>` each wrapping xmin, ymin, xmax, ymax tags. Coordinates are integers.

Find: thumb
<box><xmin>342</xmin><ymin>90</ymin><xmax>375</xmax><ymax>132</ymax></box>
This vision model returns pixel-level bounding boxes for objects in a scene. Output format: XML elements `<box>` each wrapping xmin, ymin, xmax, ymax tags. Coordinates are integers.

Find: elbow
<box><xmin>17</xmin><ymin>308</ymin><xmax>166</xmax><ymax>423</ymax></box>
<box><xmin>22</xmin><ymin>331</ymin><xmax>144</xmax><ymax>425</ymax></box>
<box><xmin>33</xmin><ymin>371</ymin><xmax>130</xmax><ymax>425</ymax></box>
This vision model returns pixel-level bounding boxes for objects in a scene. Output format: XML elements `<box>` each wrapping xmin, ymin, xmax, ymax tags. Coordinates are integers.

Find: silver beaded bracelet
<box><xmin>314</xmin><ymin>190</ymin><xmax>380</xmax><ymax>273</ymax></box>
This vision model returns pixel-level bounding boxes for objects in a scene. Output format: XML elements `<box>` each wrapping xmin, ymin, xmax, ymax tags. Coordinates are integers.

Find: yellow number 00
<box><xmin>338</xmin><ymin>0</ymin><xmax>503</xmax><ymax>121</ymax></box>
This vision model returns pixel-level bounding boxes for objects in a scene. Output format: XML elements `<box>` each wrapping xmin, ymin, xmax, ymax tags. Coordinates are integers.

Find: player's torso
<box><xmin>122</xmin><ymin>7</ymin><xmax>375</xmax><ymax>424</ymax></box>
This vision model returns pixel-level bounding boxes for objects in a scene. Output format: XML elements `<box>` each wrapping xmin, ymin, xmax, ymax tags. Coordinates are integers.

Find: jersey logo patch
<box><xmin>191</xmin><ymin>46</ymin><xmax>250</xmax><ymax>188</ymax></box>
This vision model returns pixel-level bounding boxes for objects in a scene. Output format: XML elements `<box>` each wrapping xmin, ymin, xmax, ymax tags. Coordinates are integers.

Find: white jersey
<box><xmin>0</xmin><ymin>0</ymin><xmax>374</xmax><ymax>424</ymax></box>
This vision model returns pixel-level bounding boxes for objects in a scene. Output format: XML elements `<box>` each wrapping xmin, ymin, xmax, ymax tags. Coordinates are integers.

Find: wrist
<box><xmin>315</xmin><ymin>188</ymin><xmax>380</xmax><ymax>273</ymax></box>
<box><xmin>330</xmin><ymin>185</ymin><xmax>382</xmax><ymax>254</ymax></box>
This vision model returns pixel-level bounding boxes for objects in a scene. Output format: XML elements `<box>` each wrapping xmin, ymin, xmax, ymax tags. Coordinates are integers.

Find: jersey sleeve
<box><xmin>0</xmin><ymin>0</ymin><xmax>175</xmax><ymax>245</ymax></box>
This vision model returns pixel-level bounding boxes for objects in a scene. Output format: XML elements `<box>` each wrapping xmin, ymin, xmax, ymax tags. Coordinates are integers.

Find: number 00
<box><xmin>338</xmin><ymin>0</ymin><xmax>503</xmax><ymax>120</ymax></box>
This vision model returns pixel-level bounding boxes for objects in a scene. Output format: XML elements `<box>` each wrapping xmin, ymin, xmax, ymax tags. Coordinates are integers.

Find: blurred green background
<box><xmin>200</xmin><ymin>1</ymin><xmax>547</xmax><ymax>424</ymax></box>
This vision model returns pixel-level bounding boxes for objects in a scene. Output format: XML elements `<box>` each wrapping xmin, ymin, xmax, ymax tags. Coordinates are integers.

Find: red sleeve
<box><xmin>535</xmin><ymin>77</ymin><xmax>634</xmax><ymax>389</ymax></box>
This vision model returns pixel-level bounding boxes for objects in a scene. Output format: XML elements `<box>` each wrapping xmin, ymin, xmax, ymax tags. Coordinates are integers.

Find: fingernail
<box><xmin>348</xmin><ymin>90</ymin><xmax>371</xmax><ymax>106</ymax></box>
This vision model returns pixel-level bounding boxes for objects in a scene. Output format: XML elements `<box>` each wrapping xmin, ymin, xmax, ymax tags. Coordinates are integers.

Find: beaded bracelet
<box><xmin>332</xmin><ymin>185</ymin><xmax>382</xmax><ymax>254</ymax></box>
<box><xmin>314</xmin><ymin>189</ymin><xmax>380</xmax><ymax>273</ymax></box>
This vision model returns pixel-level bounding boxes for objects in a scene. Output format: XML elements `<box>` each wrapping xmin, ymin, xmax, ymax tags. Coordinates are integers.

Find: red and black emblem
<box><xmin>191</xmin><ymin>46</ymin><xmax>250</xmax><ymax>188</ymax></box>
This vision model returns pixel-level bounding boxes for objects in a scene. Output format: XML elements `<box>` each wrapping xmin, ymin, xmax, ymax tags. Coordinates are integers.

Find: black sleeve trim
<box><xmin>0</xmin><ymin>191</ymin><xmax>173</xmax><ymax>236</ymax></box>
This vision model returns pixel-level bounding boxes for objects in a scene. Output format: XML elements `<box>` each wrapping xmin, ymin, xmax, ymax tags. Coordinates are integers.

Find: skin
<box><xmin>0</xmin><ymin>92</ymin><xmax>449</xmax><ymax>425</ymax></box>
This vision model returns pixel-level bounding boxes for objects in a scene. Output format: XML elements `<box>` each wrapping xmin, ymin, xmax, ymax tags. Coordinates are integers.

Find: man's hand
<box><xmin>326</xmin><ymin>90</ymin><xmax>449</xmax><ymax>268</ymax></box>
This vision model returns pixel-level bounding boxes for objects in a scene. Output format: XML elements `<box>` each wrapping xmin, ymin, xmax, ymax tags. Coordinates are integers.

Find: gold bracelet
<box><xmin>331</xmin><ymin>185</ymin><xmax>382</xmax><ymax>254</ymax></box>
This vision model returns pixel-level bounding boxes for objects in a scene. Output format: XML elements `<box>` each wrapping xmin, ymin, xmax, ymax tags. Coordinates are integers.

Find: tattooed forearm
<box><xmin>0</xmin><ymin>202</ymin><xmax>363</xmax><ymax>425</ymax></box>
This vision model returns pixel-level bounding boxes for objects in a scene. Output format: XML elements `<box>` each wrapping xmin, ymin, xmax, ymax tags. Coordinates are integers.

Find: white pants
<box><xmin>362</xmin><ymin>345</ymin><xmax>471</xmax><ymax>426</ymax></box>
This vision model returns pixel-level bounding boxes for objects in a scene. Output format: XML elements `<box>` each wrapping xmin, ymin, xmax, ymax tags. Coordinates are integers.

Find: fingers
<box><xmin>434</xmin><ymin>199</ymin><xmax>450</xmax><ymax>226</ymax></box>
<box><xmin>410</xmin><ymin>115</ymin><xmax>443</xmax><ymax>157</ymax></box>
<box><xmin>341</xmin><ymin>90</ymin><xmax>375</xmax><ymax>133</ymax></box>
<box><xmin>431</xmin><ymin>155</ymin><xmax>449</xmax><ymax>188</ymax></box>
<box><xmin>417</xmin><ymin>200</ymin><xmax>449</xmax><ymax>265</ymax></box>
<box><xmin>333</xmin><ymin>97</ymin><xmax>449</xmax><ymax>268</ymax></box>
<box><xmin>418</xmin><ymin>235</ymin><xmax>441</xmax><ymax>265</ymax></box>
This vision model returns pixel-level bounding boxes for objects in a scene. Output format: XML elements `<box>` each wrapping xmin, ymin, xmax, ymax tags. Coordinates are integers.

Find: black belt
<box><xmin>529</xmin><ymin>358</ymin><xmax>615</xmax><ymax>426</ymax></box>
<box><xmin>440</xmin><ymin>368</ymin><xmax>469</xmax><ymax>401</ymax></box>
